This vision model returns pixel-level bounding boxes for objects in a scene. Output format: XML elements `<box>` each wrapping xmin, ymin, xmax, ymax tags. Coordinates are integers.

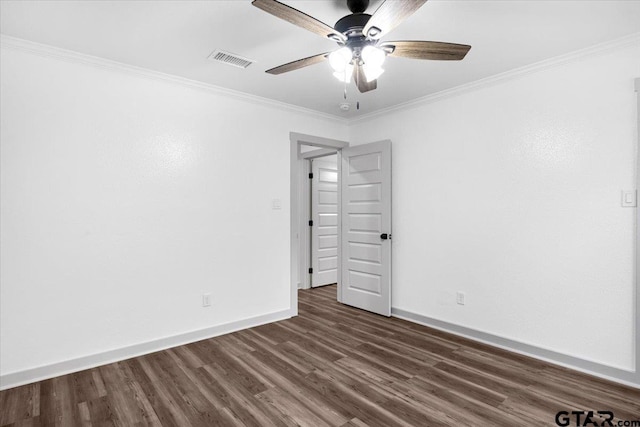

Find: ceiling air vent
<box><xmin>208</xmin><ymin>50</ymin><xmax>254</xmax><ymax>69</ymax></box>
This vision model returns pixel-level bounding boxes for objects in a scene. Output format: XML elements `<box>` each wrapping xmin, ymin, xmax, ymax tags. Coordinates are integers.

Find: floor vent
<box><xmin>208</xmin><ymin>50</ymin><xmax>254</xmax><ymax>69</ymax></box>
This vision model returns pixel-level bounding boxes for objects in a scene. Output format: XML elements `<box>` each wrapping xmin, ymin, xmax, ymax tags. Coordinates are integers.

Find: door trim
<box><xmin>634</xmin><ymin>78</ymin><xmax>640</xmax><ymax>381</ymax></box>
<box><xmin>290</xmin><ymin>133</ymin><xmax>349</xmax><ymax>316</ymax></box>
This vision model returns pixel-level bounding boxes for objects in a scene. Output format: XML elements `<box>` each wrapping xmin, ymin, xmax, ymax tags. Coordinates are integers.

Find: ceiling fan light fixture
<box><xmin>333</xmin><ymin>63</ymin><xmax>354</xmax><ymax>83</ymax></box>
<box><xmin>361</xmin><ymin>45</ymin><xmax>386</xmax><ymax>69</ymax></box>
<box><xmin>363</xmin><ymin>65</ymin><xmax>384</xmax><ymax>82</ymax></box>
<box><xmin>361</xmin><ymin>45</ymin><xmax>386</xmax><ymax>82</ymax></box>
<box><xmin>329</xmin><ymin>47</ymin><xmax>353</xmax><ymax>72</ymax></box>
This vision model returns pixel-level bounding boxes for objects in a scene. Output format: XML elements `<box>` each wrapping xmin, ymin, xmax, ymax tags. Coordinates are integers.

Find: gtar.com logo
<box><xmin>555</xmin><ymin>411</ymin><xmax>640</xmax><ymax>427</ymax></box>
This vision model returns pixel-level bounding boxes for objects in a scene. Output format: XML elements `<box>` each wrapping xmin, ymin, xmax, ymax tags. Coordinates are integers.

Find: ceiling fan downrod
<box><xmin>347</xmin><ymin>0</ymin><xmax>369</xmax><ymax>14</ymax></box>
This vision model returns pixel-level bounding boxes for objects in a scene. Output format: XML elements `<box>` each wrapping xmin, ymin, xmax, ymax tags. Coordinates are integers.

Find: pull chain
<box><xmin>344</xmin><ymin>73</ymin><xmax>348</xmax><ymax>100</ymax></box>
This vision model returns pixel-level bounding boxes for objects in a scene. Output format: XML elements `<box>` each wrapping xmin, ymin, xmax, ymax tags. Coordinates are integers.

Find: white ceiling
<box><xmin>1</xmin><ymin>0</ymin><xmax>640</xmax><ymax>118</ymax></box>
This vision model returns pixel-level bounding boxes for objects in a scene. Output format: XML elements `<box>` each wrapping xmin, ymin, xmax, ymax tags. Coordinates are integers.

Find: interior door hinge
<box><xmin>309</xmin><ymin>220</ymin><xmax>313</xmax><ymax>226</ymax></box>
<box><xmin>309</xmin><ymin>268</ymin><xmax>313</xmax><ymax>274</ymax></box>
<box><xmin>309</xmin><ymin>172</ymin><xmax>313</xmax><ymax>179</ymax></box>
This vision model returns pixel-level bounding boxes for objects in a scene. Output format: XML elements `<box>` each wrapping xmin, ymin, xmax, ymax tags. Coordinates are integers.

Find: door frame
<box><xmin>290</xmin><ymin>132</ymin><xmax>349</xmax><ymax>316</ymax></box>
<box><xmin>634</xmin><ymin>78</ymin><xmax>640</xmax><ymax>384</ymax></box>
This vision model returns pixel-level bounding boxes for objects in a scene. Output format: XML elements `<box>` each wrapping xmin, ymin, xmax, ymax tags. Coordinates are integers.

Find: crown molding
<box><xmin>349</xmin><ymin>32</ymin><xmax>640</xmax><ymax>125</ymax></box>
<box><xmin>2</xmin><ymin>32</ymin><xmax>638</xmax><ymax>126</ymax></box>
<box><xmin>0</xmin><ymin>35</ymin><xmax>349</xmax><ymax>125</ymax></box>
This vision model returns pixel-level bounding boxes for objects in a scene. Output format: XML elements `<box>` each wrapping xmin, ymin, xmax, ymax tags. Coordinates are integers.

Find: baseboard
<box><xmin>391</xmin><ymin>308</ymin><xmax>640</xmax><ymax>389</ymax></box>
<box><xmin>0</xmin><ymin>309</ymin><xmax>291</xmax><ymax>391</ymax></box>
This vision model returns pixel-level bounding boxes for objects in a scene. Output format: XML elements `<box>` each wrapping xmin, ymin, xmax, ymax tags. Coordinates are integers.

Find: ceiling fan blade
<box><xmin>266</xmin><ymin>52</ymin><xmax>331</xmax><ymax>75</ymax></box>
<box><xmin>380</xmin><ymin>41</ymin><xmax>471</xmax><ymax>61</ymax></box>
<box><xmin>252</xmin><ymin>0</ymin><xmax>346</xmax><ymax>42</ymax></box>
<box><xmin>363</xmin><ymin>0</ymin><xmax>428</xmax><ymax>40</ymax></box>
<box><xmin>353</xmin><ymin>64</ymin><xmax>377</xmax><ymax>93</ymax></box>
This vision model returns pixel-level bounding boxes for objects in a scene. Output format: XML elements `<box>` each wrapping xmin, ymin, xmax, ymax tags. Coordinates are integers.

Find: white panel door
<box><xmin>311</xmin><ymin>157</ymin><xmax>339</xmax><ymax>287</ymax></box>
<box><xmin>341</xmin><ymin>140</ymin><xmax>391</xmax><ymax>316</ymax></box>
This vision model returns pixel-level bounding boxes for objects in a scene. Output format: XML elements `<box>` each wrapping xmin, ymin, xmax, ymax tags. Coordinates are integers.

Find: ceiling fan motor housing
<box><xmin>334</xmin><ymin>13</ymin><xmax>371</xmax><ymax>38</ymax></box>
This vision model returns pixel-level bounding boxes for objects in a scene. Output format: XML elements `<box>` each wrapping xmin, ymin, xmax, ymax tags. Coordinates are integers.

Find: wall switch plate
<box><xmin>621</xmin><ymin>190</ymin><xmax>637</xmax><ymax>207</ymax></box>
<box><xmin>202</xmin><ymin>294</ymin><xmax>211</xmax><ymax>307</ymax></box>
<box><xmin>272</xmin><ymin>199</ymin><xmax>282</xmax><ymax>210</ymax></box>
<box><xmin>456</xmin><ymin>292</ymin><xmax>465</xmax><ymax>305</ymax></box>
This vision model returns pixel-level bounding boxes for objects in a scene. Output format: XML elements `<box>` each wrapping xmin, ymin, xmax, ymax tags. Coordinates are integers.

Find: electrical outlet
<box><xmin>202</xmin><ymin>294</ymin><xmax>211</xmax><ymax>307</ymax></box>
<box><xmin>456</xmin><ymin>292</ymin><xmax>465</xmax><ymax>305</ymax></box>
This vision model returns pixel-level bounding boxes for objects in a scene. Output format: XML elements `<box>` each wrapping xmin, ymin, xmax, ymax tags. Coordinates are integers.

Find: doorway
<box><xmin>289</xmin><ymin>133</ymin><xmax>348</xmax><ymax>317</ymax></box>
<box><xmin>290</xmin><ymin>132</ymin><xmax>392</xmax><ymax>317</ymax></box>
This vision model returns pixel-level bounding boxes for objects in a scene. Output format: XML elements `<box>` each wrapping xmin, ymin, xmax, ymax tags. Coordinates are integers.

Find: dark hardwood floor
<box><xmin>1</xmin><ymin>284</ymin><xmax>639</xmax><ymax>426</ymax></box>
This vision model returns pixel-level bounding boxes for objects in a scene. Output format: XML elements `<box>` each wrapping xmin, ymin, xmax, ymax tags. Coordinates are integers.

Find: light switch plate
<box><xmin>272</xmin><ymin>199</ymin><xmax>282</xmax><ymax>210</ymax></box>
<box><xmin>202</xmin><ymin>294</ymin><xmax>211</xmax><ymax>307</ymax></box>
<box><xmin>621</xmin><ymin>190</ymin><xmax>637</xmax><ymax>207</ymax></box>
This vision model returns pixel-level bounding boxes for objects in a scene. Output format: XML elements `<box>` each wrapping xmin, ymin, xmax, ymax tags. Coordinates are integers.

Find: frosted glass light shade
<box><xmin>333</xmin><ymin>63</ymin><xmax>354</xmax><ymax>83</ymax></box>
<box><xmin>361</xmin><ymin>45</ymin><xmax>386</xmax><ymax>82</ymax></box>
<box><xmin>363</xmin><ymin>65</ymin><xmax>384</xmax><ymax>82</ymax></box>
<box><xmin>329</xmin><ymin>47</ymin><xmax>353</xmax><ymax>72</ymax></box>
<box><xmin>361</xmin><ymin>46</ymin><xmax>385</xmax><ymax>68</ymax></box>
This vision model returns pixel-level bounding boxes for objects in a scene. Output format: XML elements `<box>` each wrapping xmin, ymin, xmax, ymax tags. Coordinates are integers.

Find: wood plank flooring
<box><xmin>2</xmin><ymin>285</ymin><xmax>639</xmax><ymax>426</ymax></box>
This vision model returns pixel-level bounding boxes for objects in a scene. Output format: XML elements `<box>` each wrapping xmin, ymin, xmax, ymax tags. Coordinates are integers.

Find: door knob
<box><xmin>380</xmin><ymin>233</ymin><xmax>390</xmax><ymax>240</ymax></box>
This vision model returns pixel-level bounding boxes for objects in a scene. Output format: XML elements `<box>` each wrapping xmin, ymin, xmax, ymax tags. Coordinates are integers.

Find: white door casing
<box><xmin>290</xmin><ymin>133</ymin><xmax>348</xmax><ymax>314</ymax></box>
<box><xmin>311</xmin><ymin>157</ymin><xmax>339</xmax><ymax>287</ymax></box>
<box><xmin>340</xmin><ymin>140</ymin><xmax>391</xmax><ymax>316</ymax></box>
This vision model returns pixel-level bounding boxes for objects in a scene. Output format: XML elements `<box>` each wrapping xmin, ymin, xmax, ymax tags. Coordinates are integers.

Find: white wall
<box><xmin>0</xmin><ymin>44</ymin><xmax>348</xmax><ymax>383</ymax></box>
<box><xmin>2</xmin><ymin>36</ymin><xmax>638</xmax><ymax>388</ymax></box>
<box><xmin>350</xmin><ymin>42</ymin><xmax>639</xmax><ymax>372</ymax></box>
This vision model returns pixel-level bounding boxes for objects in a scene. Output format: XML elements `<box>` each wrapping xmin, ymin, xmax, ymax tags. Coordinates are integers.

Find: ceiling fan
<box><xmin>252</xmin><ymin>0</ymin><xmax>471</xmax><ymax>93</ymax></box>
